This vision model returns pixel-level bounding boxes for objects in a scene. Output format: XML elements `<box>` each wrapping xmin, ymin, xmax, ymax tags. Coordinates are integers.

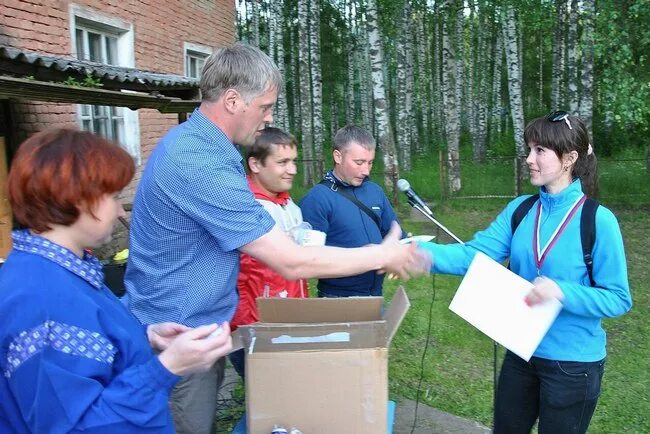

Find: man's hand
<box><xmin>147</xmin><ymin>322</ymin><xmax>191</xmax><ymax>351</ymax></box>
<box><xmin>377</xmin><ymin>222</ymin><xmax>432</xmax><ymax>280</ymax></box>
<box><xmin>158</xmin><ymin>322</ymin><xmax>233</xmax><ymax>376</ymax></box>
<box><xmin>525</xmin><ymin>276</ymin><xmax>564</xmax><ymax>306</ymax></box>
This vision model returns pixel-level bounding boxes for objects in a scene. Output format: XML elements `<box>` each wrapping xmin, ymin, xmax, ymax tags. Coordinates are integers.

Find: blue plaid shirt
<box><xmin>124</xmin><ymin>109</ymin><xmax>275</xmax><ymax>327</ymax></box>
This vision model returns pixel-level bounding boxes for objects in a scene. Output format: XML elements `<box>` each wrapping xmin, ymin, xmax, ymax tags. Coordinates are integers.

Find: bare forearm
<box><xmin>273</xmin><ymin>244</ymin><xmax>386</xmax><ymax>280</ymax></box>
<box><xmin>240</xmin><ymin>224</ymin><xmax>428</xmax><ymax>281</ymax></box>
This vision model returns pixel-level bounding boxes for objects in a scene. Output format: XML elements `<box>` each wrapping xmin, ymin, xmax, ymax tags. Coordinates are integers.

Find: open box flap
<box><xmin>257</xmin><ymin>296</ymin><xmax>383</xmax><ymax>323</ymax></box>
<box><xmin>238</xmin><ymin>322</ymin><xmax>387</xmax><ymax>353</ymax></box>
<box><xmin>384</xmin><ymin>286</ymin><xmax>410</xmax><ymax>346</ymax></box>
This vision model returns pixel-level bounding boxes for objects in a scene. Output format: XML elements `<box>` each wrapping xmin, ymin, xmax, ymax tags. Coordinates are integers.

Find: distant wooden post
<box><xmin>0</xmin><ymin>137</ymin><xmax>12</xmax><ymax>259</ymax></box>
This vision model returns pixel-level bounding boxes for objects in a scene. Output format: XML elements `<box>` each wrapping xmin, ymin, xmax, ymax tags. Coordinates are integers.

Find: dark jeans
<box><xmin>228</xmin><ymin>348</ymin><xmax>246</xmax><ymax>380</ymax></box>
<box><xmin>494</xmin><ymin>350</ymin><xmax>605</xmax><ymax>434</ymax></box>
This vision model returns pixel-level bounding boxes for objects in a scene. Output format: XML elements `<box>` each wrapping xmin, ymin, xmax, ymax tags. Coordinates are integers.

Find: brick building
<box><xmin>0</xmin><ymin>0</ymin><xmax>236</xmax><ymax>258</ymax></box>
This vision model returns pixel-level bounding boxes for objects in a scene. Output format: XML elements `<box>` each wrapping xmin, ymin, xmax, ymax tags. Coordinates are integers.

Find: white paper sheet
<box><xmin>449</xmin><ymin>252</ymin><xmax>562</xmax><ymax>361</ymax></box>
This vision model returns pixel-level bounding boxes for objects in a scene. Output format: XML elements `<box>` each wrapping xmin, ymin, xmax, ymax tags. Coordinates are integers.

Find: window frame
<box><xmin>69</xmin><ymin>5</ymin><xmax>141</xmax><ymax>164</ymax></box>
<box><xmin>183</xmin><ymin>42</ymin><xmax>212</xmax><ymax>79</ymax></box>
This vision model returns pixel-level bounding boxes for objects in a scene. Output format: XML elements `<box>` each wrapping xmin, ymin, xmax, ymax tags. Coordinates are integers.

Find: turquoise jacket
<box><xmin>418</xmin><ymin>179</ymin><xmax>632</xmax><ymax>362</ymax></box>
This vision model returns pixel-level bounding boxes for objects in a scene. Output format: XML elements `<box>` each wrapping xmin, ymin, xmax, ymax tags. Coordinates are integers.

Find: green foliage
<box><xmin>593</xmin><ymin>0</ymin><xmax>650</xmax><ymax>147</ymax></box>
<box><xmin>61</xmin><ymin>74</ymin><xmax>103</xmax><ymax>88</ymax></box>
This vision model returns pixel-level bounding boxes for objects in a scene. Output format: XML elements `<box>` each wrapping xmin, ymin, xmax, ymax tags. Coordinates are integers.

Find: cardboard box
<box><xmin>236</xmin><ymin>286</ymin><xmax>410</xmax><ymax>434</ymax></box>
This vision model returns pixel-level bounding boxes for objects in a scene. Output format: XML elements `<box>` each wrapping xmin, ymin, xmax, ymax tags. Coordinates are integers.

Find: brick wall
<box><xmin>1</xmin><ymin>0</ymin><xmax>236</xmax><ymax>258</ymax></box>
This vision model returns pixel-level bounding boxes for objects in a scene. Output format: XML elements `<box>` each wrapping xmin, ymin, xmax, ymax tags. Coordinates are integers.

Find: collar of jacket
<box><xmin>324</xmin><ymin>170</ymin><xmax>368</xmax><ymax>189</ymax></box>
<box><xmin>247</xmin><ymin>175</ymin><xmax>290</xmax><ymax>205</ymax></box>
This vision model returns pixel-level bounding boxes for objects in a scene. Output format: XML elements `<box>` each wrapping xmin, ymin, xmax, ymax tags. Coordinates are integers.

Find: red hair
<box><xmin>7</xmin><ymin>128</ymin><xmax>135</xmax><ymax>232</ymax></box>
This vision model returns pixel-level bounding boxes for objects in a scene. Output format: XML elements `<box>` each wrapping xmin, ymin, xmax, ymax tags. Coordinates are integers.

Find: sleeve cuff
<box><xmin>141</xmin><ymin>356</ymin><xmax>181</xmax><ymax>392</ymax></box>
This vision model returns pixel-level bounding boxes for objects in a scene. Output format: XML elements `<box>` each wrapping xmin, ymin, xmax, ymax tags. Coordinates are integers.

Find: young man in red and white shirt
<box><xmin>229</xmin><ymin>127</ymin><xmax>308</xmax><ymax>378</ymax></box>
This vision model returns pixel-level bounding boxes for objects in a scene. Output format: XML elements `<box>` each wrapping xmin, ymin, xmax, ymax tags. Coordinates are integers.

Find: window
<box><xmin>184</xmin><ymin>42</ymin><xmax>212</xmax><ymax>79</ymax></box>
<box><xmin>70</xmin><ymin>5</ymin><xmax>140</xmax><ymax>163</ymax></box>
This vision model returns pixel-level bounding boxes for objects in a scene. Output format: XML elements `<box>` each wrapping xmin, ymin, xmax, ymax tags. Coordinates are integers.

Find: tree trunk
<box><xmin>396</xmin><ymin>0</ymin><xmax>411</xmax><ymax>171</ymax></box>
<box><xmin>467</xmin><ymin>3</ymin><xmax>476</xmax><ymax>152</ymax></box>
<box><xmin>346</xmin><ymin>0</ymin><xmax>356</xmax><ymax>126</ymax></box>
<box><xmin>502</xmin><ymin>5</ymin><xmax>527</xmax><ymax>194</ymax></box>
<box><xmin>442</xmin><ymin>1</ymin><xmax>461</xmax><ymax>193</ymax></box>
<box><xmin>359</xmin><ymin>12</ymin><xmax>373</xmax><ymax>133</ymax></box>
<box><xmin>473</xmin><ymin>7</ymin><xmax>488</xmax><ymax>162</ymax></box>
<box><xmin>455</xmin><ymin>2</ymin><xmax>465</xmax><ymax>133</ymax></box>
<box><xmin>290</xmin><ymin>18</ymin><xmax>301</xmax><ymax>133</ymax></box>
<box><xmin>551</xmin><ymin>0</ymin><xmax>566</xmax><ymax>109</ymax></box>
<box><xmin>567</xmin><ymin>0</ymin><xmax>579</xmax><ymax>114</ymax></box>
<box><xmin>271</xmin><ymin>0</ymin><xmax>288</xmax><ymax>131</ymax></box>
<box><xmin>416</xmin><ymin>9</ymin><xmax>430</xmax><ymax>152</ymax></box>
<box><xmin>237</xmin><ymin>0</ymin><xmax>246</xmax><ymax>41</ymax></box>
<box><xmin>309</xmin><ymin>0</ymin><xmax>323</xmax><ymax>174</ymax></box>
<box><xmin>250</xmin><ymin>0</ymin><xmax>260</xmax><ymax>47</ymax></box>
<box><xmin>297</xmin><ymin>0</ymin><xmax>314</xmax><ymax>185</ymax></box>
<box><xmin>579</xmin><ymin>0</ymin><xmax>594</xmax><ymax>133</ymax></box>
<box><xmin>431</xmin><ymin>6</ymin><xmax>443</xmax><ymax>144</ymax></box>
<box><xmin>491</xmin><ymin>30</ymin><xmax>503</xmax><ymax>138</ymax></box>
<box><xmin>365</xmin><ymin>0</ymin><xmax>399</xmax><ymax>201</ymax></box>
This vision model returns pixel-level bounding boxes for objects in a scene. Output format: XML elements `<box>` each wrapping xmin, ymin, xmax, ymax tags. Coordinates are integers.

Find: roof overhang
<box><xmin>0</xmin><ymin>76</ymin><xmax>199</xmax><ymax>113</ymax></box>
<box><xmin>0</xmin><ymin>46</ymin><xmax>202</xmax><ymax>113</ymax></box>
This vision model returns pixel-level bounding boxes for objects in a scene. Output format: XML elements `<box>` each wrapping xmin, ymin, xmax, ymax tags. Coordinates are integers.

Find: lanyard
<box><xmin>533</xmin><ymin>194</ymin><xmax>586</xmax><ymax>273</ymax></box>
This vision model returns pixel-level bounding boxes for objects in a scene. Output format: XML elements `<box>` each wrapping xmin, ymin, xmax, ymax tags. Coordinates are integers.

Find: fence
<box><xmin>434</xmin><ymin>153</ymin><xmax>650</xmax><ymax>206</ymax></box>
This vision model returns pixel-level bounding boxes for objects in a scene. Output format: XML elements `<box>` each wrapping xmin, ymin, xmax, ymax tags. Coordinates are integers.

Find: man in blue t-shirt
<box><xmin>124</xmin><ymin>44</ymin><xmax>429</xmax><ymax>434</ymax></box>
<box><xmin>300</xmin><ymin>126</ymin><xmax>400</xmax><ymax>297</ymax></box>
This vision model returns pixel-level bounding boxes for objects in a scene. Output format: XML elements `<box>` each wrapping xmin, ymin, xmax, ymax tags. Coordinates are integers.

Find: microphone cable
<box><xmin>410</xmin><ymin>225</ymin><xmax>439</xmax><ymax>434</ymax></box>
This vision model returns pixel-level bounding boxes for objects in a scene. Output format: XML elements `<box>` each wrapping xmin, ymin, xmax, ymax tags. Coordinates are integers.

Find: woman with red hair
<box><xmin>0</xmin><ymin>129</ymin><xmax>232</xmax><ymax>433</ymax></box>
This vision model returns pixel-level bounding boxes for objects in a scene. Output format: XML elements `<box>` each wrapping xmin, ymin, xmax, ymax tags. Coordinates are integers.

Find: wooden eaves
<box><xmin>0</xmin><ymin>75</ymin><xmax>200</xmax><ymax>113</ymax></box>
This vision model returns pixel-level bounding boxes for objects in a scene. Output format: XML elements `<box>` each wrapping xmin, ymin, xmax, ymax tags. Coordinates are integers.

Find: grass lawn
<box><xmin>385</xmin><ymin>201</ymin><xmax>649</xmax><ymax>433</ymax></box>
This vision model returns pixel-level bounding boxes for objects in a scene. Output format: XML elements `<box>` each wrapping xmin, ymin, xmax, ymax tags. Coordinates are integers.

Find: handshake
<box><xmin>378</xmin><ymin>222</ymin><xmax>433</xmax><ymax>281</ymax></box>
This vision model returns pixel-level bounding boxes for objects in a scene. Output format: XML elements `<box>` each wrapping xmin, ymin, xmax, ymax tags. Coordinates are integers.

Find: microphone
<box><xmin>397</xmin><ymin>179</ymin><xmax>433</xmax><ymax>216</ymax></box>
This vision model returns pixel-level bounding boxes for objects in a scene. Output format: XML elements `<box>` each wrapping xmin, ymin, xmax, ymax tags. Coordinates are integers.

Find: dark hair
<box><xmin>524</xmin><ymin>114</ymin><xmax>598</xmax><ymax>194</ymax></box>
<box><xmin>245</xmin><ymin>127</ymin><xmax>297</xmax><ymax>170</ymax></box>
<box><xmin>7</xmin><ymin>129</ymin><xmax>135</xmax><ymax>232</ymax></box>
<box><xmin>333</xmin><ymin>125</ymin><xmax>375</xmax><ymax>152</ymax></box>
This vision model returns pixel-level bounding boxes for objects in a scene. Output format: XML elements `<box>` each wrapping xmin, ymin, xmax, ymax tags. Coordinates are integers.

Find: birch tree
<box><xmin>567</xmin><ymin>0</ymin><xmax>579</xmax><ymax>114</ymax></box>
<box><xmin>346</xmin><ymin>0</ymin><xmax>356</xmax><ymax>125</ymax></box>
<box><xmin>431</xmin><ymin>4</ymin><xmax>443</xmax><ymax>144</ymax></box>
<box><xmin>297</xmin><ymin>0</ymin><xmax>315</xmax><ymax>185</ymax></box>
<box><xmin>472</xmin><ymin>5</ymin><xmax>489</xmax><ymax>161</ymax></box>
<box><xmin>491</xmin><ymin>31</ymin><xmax>504</xmax><ymax>138</ymax></box>
<box><xmin>551</xmin><ymin>0</ymin><xmax>566</xmax><ymax>109</ymax></box>
<box><xmin>502</xmin><ymin>5</ymin><xmax>527</xmax><ymax>193</ymax></box>
<box><xmin>270</xmin><ymin>0</ymin><xmax>288</xmax><ymax>130</ymax></box>
<box><xmin>310</xmin><ymin>0</ymin><xmax>323</xmax><ymax>174</ymax></box>
<box><xmin>358</xmin><ymin>11</ymin><xmax>373</xmax><ymax>134</ymax></box>
<box><xmin>396</xmin><ymin>0</ymin><xmax>412</xmax><ymax>170</ymax></box>
<box><xmin>442</xmin><ymin>0</ymin><xmax>461</xmax><ymax>193</ymax></box>
<box><xmin>250</xmin><ymin>0</ymin><xmax>260</xmax><ymax>47</ymax></box>
<box><xmin>365</xmin><ymin>0</ymin><xmax>399</xmax><ymax>200</ymax></box>
<box><xmin>455</xmin><ymin>2</ymin><xmax>465</xmax><ymax>132</ymax></box>
<box><xmin>415</xmin><ymin>9</ymin><xmax>430</xmax><ymax>151</ymax></box>
<box><xmin>579</xmin><ymin>0</ymin><xmax>595</xmax><ymax>132</ymax></box>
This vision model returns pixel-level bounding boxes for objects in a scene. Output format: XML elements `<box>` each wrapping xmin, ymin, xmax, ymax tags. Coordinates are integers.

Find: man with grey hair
<box><xmin>125</xmin><ymin>44</ymin><xmax>429</xmax><ymax>433</ymax></box>
<box><xmin>300</xmin><ymin>125</ymin><xmax>400</xmax><ymax>298</ymax></box>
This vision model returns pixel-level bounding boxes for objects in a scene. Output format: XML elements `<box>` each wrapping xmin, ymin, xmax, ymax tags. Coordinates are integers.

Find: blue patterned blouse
<box><xmin>0</xmin><ymin>230</ymin><xmax>179</xmax><ymax>433</ymax></box>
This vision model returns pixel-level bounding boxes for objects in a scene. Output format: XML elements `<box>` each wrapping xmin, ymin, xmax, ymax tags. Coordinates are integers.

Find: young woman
<box><xmin>0</xmin><ymin>129</ymin><xmax>232</xmax><ymax>433</ymax></box>
<box><xmin>419</xmin><ymin>112</ymin><xmax>632</xmax><ymax>433</ymax></box>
